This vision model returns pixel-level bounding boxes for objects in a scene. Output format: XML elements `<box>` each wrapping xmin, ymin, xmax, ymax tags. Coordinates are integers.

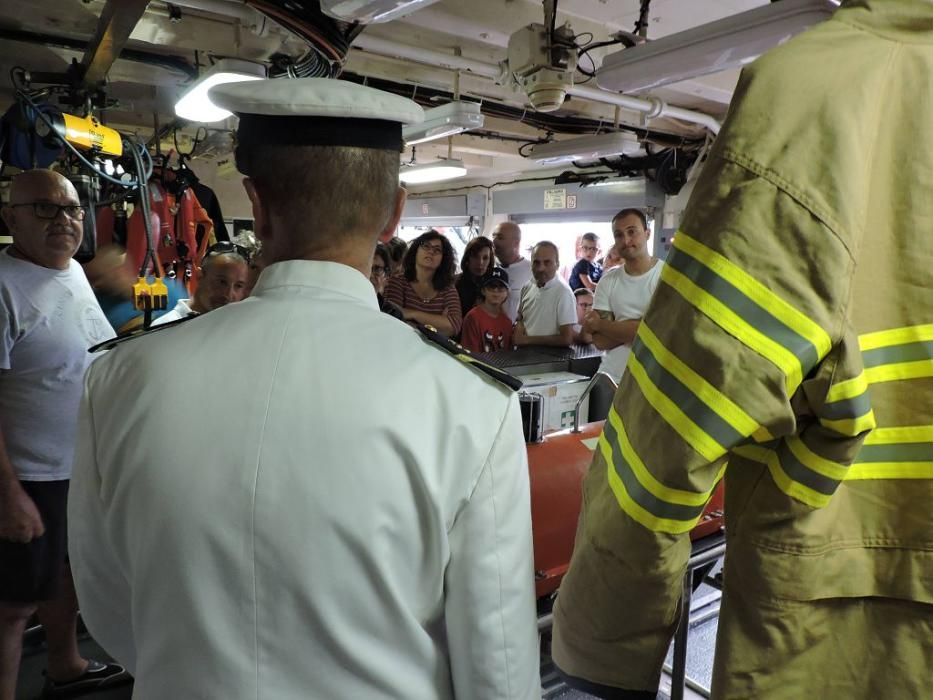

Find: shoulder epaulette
<box><xmin>88</xmin><ymin>313</ymin><xmax>199</xmax><ymax>353</ymax></box>
<box><xmin>414</xmin><ymin>322</ymin><xmax>523</xmax><ymax>392</ymax></box>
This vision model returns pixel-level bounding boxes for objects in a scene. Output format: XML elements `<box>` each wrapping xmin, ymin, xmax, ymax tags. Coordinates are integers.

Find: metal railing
<box><xmin>571</xmin><ymin>371</ymin><xmax>618</xmax><ymax>433</ymax></box>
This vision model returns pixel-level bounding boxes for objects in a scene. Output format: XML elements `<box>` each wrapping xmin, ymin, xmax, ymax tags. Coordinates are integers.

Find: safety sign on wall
<box><xmin>544</xmin><ymin>188</ymin><xmax>567</xmax><ymax>210</ymax></box>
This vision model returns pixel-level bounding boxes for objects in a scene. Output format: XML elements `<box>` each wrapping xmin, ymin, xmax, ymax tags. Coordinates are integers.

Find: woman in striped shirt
<box><xmin>384</xmin><ymin>230</ymin><xmax>462</xmax><ymax>336</ymax></box>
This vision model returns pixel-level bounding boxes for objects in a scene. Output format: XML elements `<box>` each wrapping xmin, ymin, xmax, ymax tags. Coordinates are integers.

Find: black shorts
<box><xmin>0</xmin><ymin>480</ymin><xmax>69</xmax><ymax>604</ymax></box>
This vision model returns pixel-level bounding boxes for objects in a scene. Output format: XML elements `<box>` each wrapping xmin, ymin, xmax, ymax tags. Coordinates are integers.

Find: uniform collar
<box><xmin>837</xmin><ymin>1</ymin><xmax>933</xmax><ymax>42</ymax></box>
<box><xmin>253</xmin><ymin>259</ymin><xmax>378</xmax><ymax>309</ymax></box>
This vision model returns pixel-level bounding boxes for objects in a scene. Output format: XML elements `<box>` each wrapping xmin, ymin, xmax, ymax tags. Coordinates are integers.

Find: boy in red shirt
<box><xmin>460</xmin><ymin>267</ymin><xmax>513</xmax><ymax>353</ymax></box>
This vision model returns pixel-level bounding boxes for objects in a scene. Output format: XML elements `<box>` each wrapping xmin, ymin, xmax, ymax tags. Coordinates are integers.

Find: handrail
<box><xmin>572</xmin><ymin>371</ymin><xmax>618</xmax><ymax>433</ymax></box>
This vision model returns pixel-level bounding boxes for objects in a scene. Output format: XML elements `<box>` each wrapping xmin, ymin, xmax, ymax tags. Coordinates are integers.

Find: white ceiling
<box><xmin>0</xmin><ymin>0</ymin><xmax>776</xmax><ymax>184</ymax></box>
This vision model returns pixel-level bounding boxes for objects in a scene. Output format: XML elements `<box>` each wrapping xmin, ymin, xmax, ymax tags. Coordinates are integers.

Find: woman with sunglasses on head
<box><xmin>454</xmin><ymin>236</ymin><xmax>495</xmax><ymax>319</ymax></box>
<box><xmin>383</xmin><ymin>230</ymin><xmax>462</xmax><ymax>336</ymax></box>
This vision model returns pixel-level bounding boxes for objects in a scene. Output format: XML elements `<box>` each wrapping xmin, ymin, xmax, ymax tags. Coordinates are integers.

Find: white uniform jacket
<box><xmin>69</xmin><ymin>260</ymin><xmax>540</xmax><ymax>700</ymax></box>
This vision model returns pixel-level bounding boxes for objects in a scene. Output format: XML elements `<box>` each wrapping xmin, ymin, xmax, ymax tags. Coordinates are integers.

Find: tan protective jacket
<box><xmin>553</xmin><ymin>2</ymin><xmax>933</xmax><ymax>698</ymax></box>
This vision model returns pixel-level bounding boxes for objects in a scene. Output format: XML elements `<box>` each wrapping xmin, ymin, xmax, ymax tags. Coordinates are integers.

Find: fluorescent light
<box><xmin>320</xmin><ymin>0</ymin><xmax>442</xmax><ymax>23</ymax></box>
<box><xmin>403</xmin><ymin>101</ymin><xmax>485</xmax><ymax>146</ymax></box>
<box><xmin>399</xmin><ymin>159</ymin><xmax>467</xmax><ymax>184</ymax></box>
<box><xmin>175</xmin><ymin>59</ymin><xmax>265</xmax><ymax>123</ymax></box>
<box><xmin>528</xmin><ymin>132</ymin><xmax>641</xmax><ymax>165</ymax></box>
<box><xmin>597</xmin><ymin>0</ymin><xmax>836</xmax><ymax>94</ymax></box>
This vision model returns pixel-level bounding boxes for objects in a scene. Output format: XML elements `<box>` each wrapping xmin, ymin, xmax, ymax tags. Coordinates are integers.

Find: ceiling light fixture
<box><xmin>596</xmin><ymin>0</ymin><xmax>837</xmax><ymax>94</ymax></box>
<box><xmin>527</xmin><ymin>132</ymin><xmax>642</xmax><ymax>165</ymax></box>
<box><xmin>399</xmin><ymin>158</ymin><xmax>467</xmax><ymax>184</ymax></box>
<box><xmin>320</xmin><ymin>0</ymin><xmax>443</xmax><ymax>24</ymax></box>
<box><xmin>175</xmin><ymin>58</ymin><xmax>266</xmax><ymax>123</ymax></box>
<box><xmin>403</xmin><ymin>101</ymin><xmax>485</xmax><ymax>146</ymax></box>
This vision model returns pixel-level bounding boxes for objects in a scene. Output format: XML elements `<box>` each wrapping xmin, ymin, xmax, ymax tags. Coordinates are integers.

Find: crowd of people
<box><xmin>370</xmin><ymin>216</ymin><xmax>656</xmax><ymax>360</ymax></box>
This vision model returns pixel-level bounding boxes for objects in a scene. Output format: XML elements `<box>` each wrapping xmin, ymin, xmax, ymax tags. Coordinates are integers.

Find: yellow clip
<box><xmin>132</xmin><ymin>277</ymin><xmax>169</xmax><ymax>311</ymax></box>
<box><xmin>149</xmin><ymin>278</ymin><xmax>168</xmax><ymax>311</ymax></box>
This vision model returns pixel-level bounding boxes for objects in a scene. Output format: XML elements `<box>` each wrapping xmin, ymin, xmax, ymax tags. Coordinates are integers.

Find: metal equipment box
<box><xmin>516</xmin><ymin>371</ymin><xmax>590</xmax><ymax>434</ymax></box>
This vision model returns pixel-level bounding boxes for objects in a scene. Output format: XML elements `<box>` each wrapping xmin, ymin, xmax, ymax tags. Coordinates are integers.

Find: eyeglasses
<box><xmin>11</xmin><ymin>202</ymin><xmax>86</xmax><ymax>221</ymax></box>
<box><xmin>371</xmin><ymin>264</ymin><xmax>387</xmax><ymax>277</ymax></box>
<box><xmin>203</xmin><ymin>241</ymin><xmax>251</xmax><ymax>263</ymax></box>
<box><xmin>581</xmin><ymin>245</ymin><xmax>598</xmax><ymax>252</ymax></box>
<box><xmin>420</xmin><ymin>243</ymin><xmax>444</xmax><ymax>255</ymax></box>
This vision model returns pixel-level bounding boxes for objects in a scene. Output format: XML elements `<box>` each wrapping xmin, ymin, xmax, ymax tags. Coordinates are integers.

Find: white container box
<box><xmin>516</xmin><ymin>371</ymin><xmax>590</xmax><ymax>434</ymax></box>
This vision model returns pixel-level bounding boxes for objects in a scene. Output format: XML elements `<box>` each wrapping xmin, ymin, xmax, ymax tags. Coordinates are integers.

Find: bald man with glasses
<box><xmin>0</xmin><ymin>170</ymin><xmax>124</xmax><ymax>699</ymax></box>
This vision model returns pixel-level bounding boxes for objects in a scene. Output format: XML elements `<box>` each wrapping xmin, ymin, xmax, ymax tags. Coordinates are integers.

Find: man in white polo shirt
<box><xmin>514</xmin><ymin>241</ymin><xmax>576</xmax><ymax>347</ymax></box>
<box><xmin>585</xmin><ymin>208</ymin><xmax>663</xmax><ymax>420</ymax></box>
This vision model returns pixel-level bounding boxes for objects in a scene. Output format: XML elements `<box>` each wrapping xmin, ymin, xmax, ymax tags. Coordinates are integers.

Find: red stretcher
<box><xmin>528</xmin><ymin>420</ymin><xmax>725</xmax><ymax>598</ymax></box>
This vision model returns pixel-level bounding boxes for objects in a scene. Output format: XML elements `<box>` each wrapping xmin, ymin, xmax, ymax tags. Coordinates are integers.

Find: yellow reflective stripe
<box><xmin>752</xmin><ymin>427</ymin><xmax>775</xmax><ymax>443</ymax></box>
<box><xmin>864</xmin><ymin>360</ymin><xmax>933</xmax><ymax>385</ymax></box>
<box><xmin>826</xmin><ymin>372</ymin><xmax>868</xmax><ymax>404</ymax></box>
<box><xmin>675</xmin><ymin>232</ymin><xmax>832</xmax><ymax>359</ymax></box>
<box><xmin>786</xmin><ymin>436</ymin><xmax>849</xmax><ymax>481</ymax></box>
<box><xmin>601</xmin><ymin>436</ymin><xmax>696</xmax><ymax>534</ymax></box>
<box><xmin>608</xmin><ymin>407</ymin><xmax>721</xmax><ymax>508</ymax></box>
<box><xmin>847</xmin><ymin>463</ymin><xmax>933</xmax><ymax>480</ymax></box>
<box><xmin>637</xmin><ymin>323</ymin><xmax>769</xmax><ymax>440</ymax></box>
<box><xmin>661</xmin><ymin>263</ymin><xmax>802</xmax><ymax>391</ymax></box>
<box><xmin>849</xmin><ymin>425</ymin><xmax>933</xmax><ymax>480</ymax></box>
<box><xmin>768</xmin><ymin>455</ymin><xmax>832</xmax><ymax>507</ymax></box>
<box><xmin>829</xmin><ymin>326</ymin><xmax>933</xmax><ymax>400</ymax></box>
<box><xmin>732</xmin><ymin>444</ymin><xmax>832</xmax><ymax>508</ymax></box>
<box><xmin>819</xmin><ymin>410</ymin><xmax>877</xmax><ymax>437</ymax></box>
<box><xmin>865</xmin><ymin>426</ymin><xmax>933</xmax><ymax>444</ymax></box>
<box><xmin>859</xmin><ymin>324</ymin><xmax>933</xmax><ymax>352</ymax></box>
<box><xmin>627</xmin><ymin>352</ymin><xmax>727</xmax><ymax>463</ymax></box>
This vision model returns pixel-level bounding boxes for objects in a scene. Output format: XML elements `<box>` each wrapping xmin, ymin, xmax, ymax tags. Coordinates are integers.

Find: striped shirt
<box><xmin>384</xmin><ymin>276</ymin><xmax>463</xmax><ymax>336</ymax></box>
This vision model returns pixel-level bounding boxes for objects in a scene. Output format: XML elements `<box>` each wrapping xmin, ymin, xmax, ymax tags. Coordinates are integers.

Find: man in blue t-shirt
<box><xmin>568</xmin><ymin>232</ymin><xmax>602</xmax><ymax>292</ymax></box>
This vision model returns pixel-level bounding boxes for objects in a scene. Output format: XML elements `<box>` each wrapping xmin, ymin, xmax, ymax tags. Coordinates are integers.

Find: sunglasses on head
<box><xmin>203</xmin><ymin>241</ymin><xmax>251</xmax><ymax>263</ymax></box>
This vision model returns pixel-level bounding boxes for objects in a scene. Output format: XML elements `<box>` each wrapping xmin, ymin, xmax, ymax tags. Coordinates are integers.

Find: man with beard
<box><xmin>582</xmin><ymin>209</ymin><xmax>662</xmax><ymax>420</ymax></box>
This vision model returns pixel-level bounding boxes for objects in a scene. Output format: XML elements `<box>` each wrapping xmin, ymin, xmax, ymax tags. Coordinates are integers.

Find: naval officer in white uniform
<box><xmin>68</xmin><ymin>79</ymin><xmax>540</xmax><ymax>700</ymax></box>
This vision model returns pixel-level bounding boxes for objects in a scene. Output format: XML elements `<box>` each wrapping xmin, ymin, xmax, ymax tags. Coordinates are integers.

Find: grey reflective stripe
<box><xmin>821</xmin><ymin>391</ymin><xmax>873</xmax><ymax>421</ymax></box>
<box><xmin>777</xmin><ymin>442</ymin><xmax>842</xmax><ymax>496</ymax></box>
<box><xmin>858</xmin><ymin>442</ymin><xmax>933</xmax><ymax>463</ymax></box>
<box><xmin>632</xmin><ymin>339</ymin><xmax>745</xmax><ymax>448</ymax></box>
<box><xmin>861</xmin><ymin>340</ymin><xmax>933</xmax><ymax>369</ymax></box>
<box><xmin>603</xmin><ymin>417</ymin><xmax>706</xmax><ymax>523</ymax></box>
<box><xmin>667</xmin><ymin>249</ymin><xmax>821</xmax><ymax>372</ymax></box>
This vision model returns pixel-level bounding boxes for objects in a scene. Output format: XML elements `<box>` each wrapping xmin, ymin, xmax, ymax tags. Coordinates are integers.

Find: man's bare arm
<box><xmin>587</xmin><ymin>310</ymin><xmax>640</xmax><ymax>350</ymax></box>
<box><xmin>579</xmin><ymin>274</ymin><xmax>598</xmax><ymax>292</ymax></box>
<box><xmin>0</xmin><ymin>419</ymin><xmax>45</xmax><ymax>542</ymax></box>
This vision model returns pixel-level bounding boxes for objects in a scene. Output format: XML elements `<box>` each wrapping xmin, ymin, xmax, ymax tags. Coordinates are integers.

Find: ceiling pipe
<box><xmin>353</xmin><ymin>34</ymin><xmax>720</xmax><ymax>134</ymax></box>
<box><xmin>567</xmin><ymin>84</ymin><xmax>722</xmax><ymax>135</ymax></box>
<box><xmin>354</xmin><ymin>34</ymin><xmax>502</xmax><ymax>80</ymax></box>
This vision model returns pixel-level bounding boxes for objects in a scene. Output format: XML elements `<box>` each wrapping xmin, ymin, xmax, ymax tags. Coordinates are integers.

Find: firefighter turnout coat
<box><xmin>552</xmin><ymin>2</ymin><xmax>933</xmax><ymax>698</ymax></box>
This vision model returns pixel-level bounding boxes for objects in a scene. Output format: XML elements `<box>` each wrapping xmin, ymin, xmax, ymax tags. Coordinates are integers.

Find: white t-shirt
<box><xmin>0</xmin><ymin>249</ymin><xmax>115</xmax><ymax>480</ymax></box>
<box><xmin>499</xmin><ymin>257</ymin><xmax>532</xmax><ymax>322</ymax></box>
<box><xmin>518</xmin><ymin>276</ymin><xmax>577</xmax><ymax>337</ymax></box>
<box><xmin>151</xmin><ymin>298</ymin><xmax>196</xmax><ymax>326</ymax></box>
<box><xmin>593</xmin><ymin>260</ymin><xmax>664</xmax><ymax>381</ymax></box>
